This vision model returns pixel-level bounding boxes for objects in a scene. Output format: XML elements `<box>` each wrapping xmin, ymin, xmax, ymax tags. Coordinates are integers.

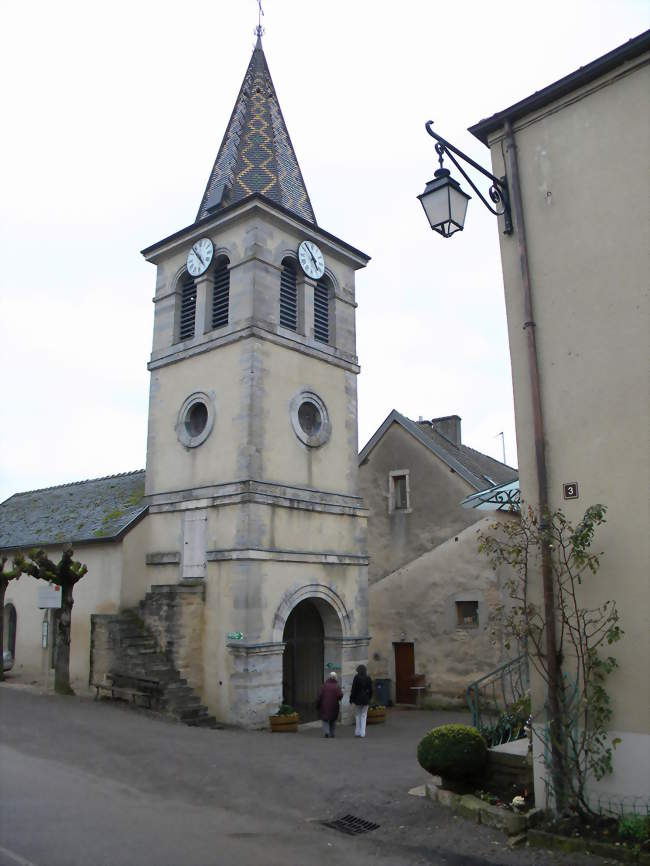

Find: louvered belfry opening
<box><xmin>314</xmin><ymin>276</ymin><xmax>330</xmax><ymax>344</ymax></box>
<box><xmin>212</xmin><ymin>256</ymin><xmax>230</xmax><ymax>329</ymax></box>
<box><xmin>179</xmin><ymin>272</ymin><xmax>197</xmax><ymax>341</ymax></box>
<box><xmin>280</xmin><ymin>257</ymin><xmax>298</xmax><ymax>331</ymax></box>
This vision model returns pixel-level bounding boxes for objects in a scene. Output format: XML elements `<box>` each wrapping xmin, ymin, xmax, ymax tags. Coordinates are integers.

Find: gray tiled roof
<box><xmin>417</xmin><ymin>423</ymin><xmax>518</xmax><ymax>487</ymax></box>
<box><xmin>0</xmin><ymin>470</ymin><xmax>147</xmax><ymax>551</ymax></box>
<box><xmin>196</xmin><ymin>36</ymin><xmax>316</xmax><ymax>225</ymax></box>
<box><xmin>358</xmin><ymin>410</ymin><xmax>518</xmax><ymax>491</ymax></box>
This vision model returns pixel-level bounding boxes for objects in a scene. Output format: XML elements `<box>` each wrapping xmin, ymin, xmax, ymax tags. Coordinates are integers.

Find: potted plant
<box><xmin>269</xmin><ymin>704</ymin><xmax>299</xmax><ymax>732</ymax></box>
<box><xmin>367</xmin><ymin>701</ymin><xmax>386</xmax><ymax>724</ymax></box>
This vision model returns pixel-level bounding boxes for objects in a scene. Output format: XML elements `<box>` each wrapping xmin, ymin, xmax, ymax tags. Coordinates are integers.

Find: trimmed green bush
<box><xmin>417</xmin><ymin>724</ymin><xmax>488</xmax><ymax>781</ymax></box>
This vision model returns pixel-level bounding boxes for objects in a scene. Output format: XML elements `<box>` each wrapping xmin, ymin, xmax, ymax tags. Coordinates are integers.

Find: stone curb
<box><xmin>425</xmin><ymin>785</ymin><xmax>650</xmax><ymax>863</ymax></box>
<box><xmin>528</xmin><ymin>829</ymin><xmax>650</xmax><ymax>864</ymax></box>
<box><xmin>425</xmin><ymin>783</ymin><xmax>545</xmax><ymax>837</ymax></box>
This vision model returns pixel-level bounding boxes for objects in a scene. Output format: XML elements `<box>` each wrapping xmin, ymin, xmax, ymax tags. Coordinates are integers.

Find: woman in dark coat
<box><xmin>349</xmin><ymin>664</ymin><xmax>373</xmax><ymax>738</ymax></box>
<box><xmin>316</xmin><ymin>671</ymin><xmax>343</xmax><ymax>738</ymax></box>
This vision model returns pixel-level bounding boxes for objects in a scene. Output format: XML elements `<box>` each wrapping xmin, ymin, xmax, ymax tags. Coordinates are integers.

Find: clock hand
<box><xmin>192</xmin><ymin>244</ymin><xmax>205</xmax><ymax>267</ymax></box>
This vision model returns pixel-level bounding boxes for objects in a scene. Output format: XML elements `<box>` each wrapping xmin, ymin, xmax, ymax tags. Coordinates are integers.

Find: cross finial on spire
<box><xmin>255</xmin><ymin>0</ymin><xmax>265</xmax><ymax>39</ymax></box>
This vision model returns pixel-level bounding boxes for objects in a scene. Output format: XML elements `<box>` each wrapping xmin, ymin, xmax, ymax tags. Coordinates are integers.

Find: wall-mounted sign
<box><xmin>563</xmin><ymin>482</ymin><xmax>579</xmax><ymax>500</ymax></box>
<box><xmin>226</xmin><ymin>631</ymin><xmax>243</xmax><ymax>641</ymax></box>
<box><xmin>38</xmin><ymin>585</ymin><xmax>62</xmax><ymax>609</ymax></box>
<box><xmin>326</xmin><ymin>662</ymin><xmax>341</xmax><ymax>670</ymax></box>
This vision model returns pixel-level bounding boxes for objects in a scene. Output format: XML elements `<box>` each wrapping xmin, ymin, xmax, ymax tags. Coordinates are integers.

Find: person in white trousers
<box><xmin>349</xmin><ymin>664</ymin><xmax>373</xmax><ymax>738</ymax></box>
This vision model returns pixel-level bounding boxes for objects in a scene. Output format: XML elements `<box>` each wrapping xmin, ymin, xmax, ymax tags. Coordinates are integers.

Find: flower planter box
<box><xmin>367</xmin><ymin>707</ymin><xmax>386</xmax><ymax>725</ymax></box>
<box><xmin>269</xmin><ymin>712</ymin><xmax>299</xmax><ymax>732</ymax></box>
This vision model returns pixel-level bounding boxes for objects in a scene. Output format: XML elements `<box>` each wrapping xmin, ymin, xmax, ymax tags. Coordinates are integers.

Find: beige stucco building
<box><xmin>359</xmin><ymin>410</ymin><xmax>518</xmax><ymax>705</ymax></box>
<box><xmin>470</xmin><ymin>31</ymin><xmax>650</xmax><ymax>807</ymax></box>
<box><xmin>1</xmin><ymin>36</ymin><xmax>370</xmax><ymax>728</ymax></box>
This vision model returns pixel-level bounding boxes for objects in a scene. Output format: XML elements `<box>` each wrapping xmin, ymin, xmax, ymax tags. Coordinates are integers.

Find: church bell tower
<box><xmin>141</xmin><ymin>35</ymin><xmax>370</xmax><ymax>727</ymax></box>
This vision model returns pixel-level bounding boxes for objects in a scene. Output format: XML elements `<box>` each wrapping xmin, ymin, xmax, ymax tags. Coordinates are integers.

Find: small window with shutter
<box><xmin>280</xmin><ymin>257</ymin><xmax>297</xmax><ymax>331</ymax></box>
<box><xmin>212</xmin><ymin>256</ymin><xmax>230</xmax><ymax>329</ymax></box>
<box><xmin>179</xmin><ymin>272</ymin><xmax>197</xmax><ymax>342</ymax></box>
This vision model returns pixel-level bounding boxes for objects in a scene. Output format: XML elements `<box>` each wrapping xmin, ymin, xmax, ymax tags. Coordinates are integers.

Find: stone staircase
<box><xmin>92</xmin><ymin>609</ymin><xmax>218</xmax><ymax>729</ymax></box>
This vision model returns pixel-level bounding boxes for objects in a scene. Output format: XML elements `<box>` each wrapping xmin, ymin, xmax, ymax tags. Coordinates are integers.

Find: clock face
<box><xmin>298</xmin><ymin>240</ymin><xmax>325</xmax><ymax>280</ymax></box>
<box><xmin>187</xmin><ymin>238</ymin><xmax>214</xmax><ymax>277</ymax></box>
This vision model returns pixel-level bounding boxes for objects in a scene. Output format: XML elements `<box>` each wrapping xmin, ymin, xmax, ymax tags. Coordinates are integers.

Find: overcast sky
<box><xmin>1</xmin><ymin>1</ymin><xmax>647</xmax><ymax>504</ymax></box>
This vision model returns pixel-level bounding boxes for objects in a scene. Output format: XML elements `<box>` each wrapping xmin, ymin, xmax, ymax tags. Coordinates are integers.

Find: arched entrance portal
<box><xmin>282</xmin><ymin>600</ymin><xmax>324</xmax><ymax>722</ymax></box>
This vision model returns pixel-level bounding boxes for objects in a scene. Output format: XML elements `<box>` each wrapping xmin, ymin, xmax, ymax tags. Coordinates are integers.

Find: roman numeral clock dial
<box><xmin>187</xmin><ymin>238</ymin><xmax>214</xmax><ymax>277</ymax></box>
<box><xmin>298</xmin><ymin>240</ymin><xmax>325</xmax><ymax>279</ymax></box>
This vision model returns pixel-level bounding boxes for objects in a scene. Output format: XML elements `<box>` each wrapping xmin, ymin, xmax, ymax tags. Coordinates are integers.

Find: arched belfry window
<box><xmin>179</xmin><ymin>272</ymin><xmax>197</xmax><ymax>341</ymax></box>
<box><xmin>212</xmin><ymin>255</ymin><xmax>230</xmax><ymax>329</ymax></box>
<box><xmin>314</xmin><ymin>275</ymin><xmax>331</xmax><ymax>344</ymax></box>
<box><xmin>280</xmin><ymin>257</ymin><xmax>298</xmax><ymax>331</ymax></box>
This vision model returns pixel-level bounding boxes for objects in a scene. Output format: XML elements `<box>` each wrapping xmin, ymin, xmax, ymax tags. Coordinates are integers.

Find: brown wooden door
<box><xmin>394</xmin><ymin>642</ymin><xmax>415</xmax><ymax>704</ymax></box>
<box><xmin>283</xmin><ymin>601</ymin><xmax>324</xmax><ymax>722</ymax></box>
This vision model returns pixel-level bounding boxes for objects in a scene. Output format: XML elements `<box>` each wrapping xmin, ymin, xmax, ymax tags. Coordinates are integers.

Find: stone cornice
<box><xmin>206</xmin><ymin>549</ymin><xmax>369</xmax><ymax>565</ymax></box>
<box><xmin>147</xmin><ymin>479</ymin><xmax>368</xmax><ymax>517</ymax></box>
<box><xmin>141</xmin><ymin>195</ymin><xmax>370</xmax><ymax>269</ymax></box>
<box><xmin>148</xmin><ymin>321</ymin><xmax>360</xmax><ymax>374</ymax></box>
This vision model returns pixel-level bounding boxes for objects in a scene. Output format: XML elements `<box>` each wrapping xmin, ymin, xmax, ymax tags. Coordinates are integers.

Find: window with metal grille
<box><xmin>179</xmin><ymin>272</ymin><xmax>197</xmax><ymax>341</ymax></box>
<box><xmin>212</xmin><ymin>256</ymin><xmax>230</xmax><ymax>329</ymax></box>
<box><xmin>280</xmin><ymin>258</ymin><xmax>297</xmax><ymax>330</ymax></box>
<box><xmin>314</xmin><ymin>277</ymin><xmax>330</xmax><ymax>343</ymax></box>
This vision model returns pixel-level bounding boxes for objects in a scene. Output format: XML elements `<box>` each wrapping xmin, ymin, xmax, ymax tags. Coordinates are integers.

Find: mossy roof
<box><xmin>0</xmin><ymin>470</ymin><xmax>147</xmax><ymax>551</ymax></box>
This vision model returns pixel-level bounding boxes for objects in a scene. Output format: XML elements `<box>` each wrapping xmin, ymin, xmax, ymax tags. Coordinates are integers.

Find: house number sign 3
<box><xmin>563</xmin><ymin>482</ymin><xmax>579</xmax><ymax>500</ymax></box>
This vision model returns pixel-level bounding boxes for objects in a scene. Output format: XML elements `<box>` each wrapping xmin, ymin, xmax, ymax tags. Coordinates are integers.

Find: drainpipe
<box><xmin>503</xmin><ymin>118</ymin><xmax>565</xmax><ymax>809</ymax></box>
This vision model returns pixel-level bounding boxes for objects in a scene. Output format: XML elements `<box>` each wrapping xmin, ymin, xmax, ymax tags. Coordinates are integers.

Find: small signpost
<box><xmin>226</xmin><ymin>631</ymin><xmax>243</xmax><ymax>641</ymax></box>
<box><xmin>38</xmin><ymin>584</ymin><xmax>62</xmax><ymax>609</ymax></box>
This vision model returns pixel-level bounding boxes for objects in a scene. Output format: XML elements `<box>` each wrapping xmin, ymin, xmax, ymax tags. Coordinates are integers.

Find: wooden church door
<box><xmin>282</xmin><ymin>600</ymin><xmax>324</xmax><ymax>722</ymax></box>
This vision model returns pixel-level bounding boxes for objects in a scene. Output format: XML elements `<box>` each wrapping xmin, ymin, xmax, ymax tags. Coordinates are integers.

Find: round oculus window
<box><xmin>185</xmin><ymin>401</ymin><xmax>208</xmax><ymax>438</ymax></box>
<box><xmin>298</xmin><ymin>400</ymin><xmax>322</xmax><ymax>436</ymax></box>
<box><xmin>176</xmin><ymin>392</ymin><xmax>215</xmax><ymax>448</ymax></box>
<box><xmin>290</xmin><ymin>390</ymin><xmax>331</xmax><ymax>447</ymax></box>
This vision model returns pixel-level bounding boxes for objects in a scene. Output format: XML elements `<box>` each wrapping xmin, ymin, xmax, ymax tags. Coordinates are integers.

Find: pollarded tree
<box><xmin>16</xmin><ymin>547</ymin><xmax>87</xmax><ymax>695</ymax></box>
<box><xmin>0</xmin><ymin>556</ymin><xmax>22</xmax><ymax>682</ymax></box>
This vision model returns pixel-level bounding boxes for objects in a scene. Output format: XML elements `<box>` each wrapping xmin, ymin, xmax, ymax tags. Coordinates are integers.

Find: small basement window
<box><xmin>456</xmin><ymin>601</ymin><xmax>479</xmax><ymax>628</ymax></box>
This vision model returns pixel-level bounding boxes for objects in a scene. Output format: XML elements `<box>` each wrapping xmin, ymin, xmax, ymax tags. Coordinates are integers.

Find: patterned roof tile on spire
<box><xmin>197</xmin><ymin>37</ymin><xmax>316</xmax><ymax>225</ymax></box>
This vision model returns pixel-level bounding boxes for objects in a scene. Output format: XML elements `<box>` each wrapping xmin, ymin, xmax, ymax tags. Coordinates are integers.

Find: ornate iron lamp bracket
<box><xmin>425</xmin><ymin>121</ymin><xmax>513</xmax><ymax>234</ymax></box>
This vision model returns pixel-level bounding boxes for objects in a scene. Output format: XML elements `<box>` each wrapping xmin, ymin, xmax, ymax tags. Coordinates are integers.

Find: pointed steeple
<box><xmin>196</xmin><ymin>38</ymin><xmax>316</xmax><ymax>225</ymax></box>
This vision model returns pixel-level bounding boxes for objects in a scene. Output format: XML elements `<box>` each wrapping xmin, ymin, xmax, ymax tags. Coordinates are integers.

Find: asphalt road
<box><xmin>0</xmin><ymin>685</ymin><xmax>603</xmax><ymax>866</ymax></box>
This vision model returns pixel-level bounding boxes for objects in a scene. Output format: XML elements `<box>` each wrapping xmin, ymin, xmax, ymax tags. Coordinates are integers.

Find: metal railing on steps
<box><xmin>466</xmin><ymin>653</ymin><xmax>530</xmax><ymax>747</ymax></box>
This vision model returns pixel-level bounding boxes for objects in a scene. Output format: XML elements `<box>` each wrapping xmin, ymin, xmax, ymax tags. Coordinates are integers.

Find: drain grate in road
<box><xmin>321</xmin><ymin>814</ymin><xmax>380</xmax><ymax>835</ymax></box>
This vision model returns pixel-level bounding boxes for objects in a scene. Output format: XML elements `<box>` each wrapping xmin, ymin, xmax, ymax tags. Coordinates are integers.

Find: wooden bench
<box><xmin>93</xmin><ymin>673</ymin><xmax>161</xmax><ymax>708</ymax></box>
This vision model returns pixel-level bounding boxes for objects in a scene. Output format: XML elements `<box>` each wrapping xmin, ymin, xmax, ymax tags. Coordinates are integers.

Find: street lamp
<box><xmin>418</xmin><ymin>121</ymin><xmax>512</xmax><ymax>236</ymax></box>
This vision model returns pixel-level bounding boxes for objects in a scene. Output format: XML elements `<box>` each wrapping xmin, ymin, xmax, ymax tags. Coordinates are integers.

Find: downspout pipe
<box><xmin>502</xmin><ymin>118</ymin><xmax>565</xmax><ymax>808</ymax></box>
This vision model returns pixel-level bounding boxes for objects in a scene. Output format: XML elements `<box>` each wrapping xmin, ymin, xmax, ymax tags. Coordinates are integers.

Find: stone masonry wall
<box><xmin>139</xmin><ymin>581</ymin><xmax>205</xmax><ymax>697</ymax></box>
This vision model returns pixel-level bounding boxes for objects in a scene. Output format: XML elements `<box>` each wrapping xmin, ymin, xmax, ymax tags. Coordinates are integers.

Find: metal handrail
<box><xmin>466</xmin><ymin>653</ymin><xmax>530</xmax><ymax>747</ymax></box>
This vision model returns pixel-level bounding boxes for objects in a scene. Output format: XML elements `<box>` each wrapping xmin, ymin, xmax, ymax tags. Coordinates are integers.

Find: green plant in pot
<box><xmin>417</xmin><ymin>724</ymin><xmax>487</xmax><ymax>789</ymax></box>
<box><xmin>269</xmin><ymin>704</ymin><xmax>299</xmax><ymax>732</ymax></box>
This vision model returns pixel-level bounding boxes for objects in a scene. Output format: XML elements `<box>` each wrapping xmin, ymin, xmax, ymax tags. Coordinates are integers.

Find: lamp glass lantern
<box><xmin>418</xmin><ymin>168</ymin><xmax>471</xmax><ymax>237</ymax></box>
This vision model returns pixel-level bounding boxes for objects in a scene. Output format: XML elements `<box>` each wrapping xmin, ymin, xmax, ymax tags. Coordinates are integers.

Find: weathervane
<box><xmin>255</xmin><ymin>0</ymin><xmax>265</xmax><ymax>38</ymax></box>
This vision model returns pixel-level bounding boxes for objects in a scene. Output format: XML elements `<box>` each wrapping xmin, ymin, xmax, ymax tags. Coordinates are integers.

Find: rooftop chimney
<box><xmin>432</xmin><ymin>415</ymin><xmax>461</xmax><ymax>447</ymax></box>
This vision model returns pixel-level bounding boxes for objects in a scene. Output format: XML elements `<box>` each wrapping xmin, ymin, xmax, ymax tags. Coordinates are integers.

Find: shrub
<box><xmin>618</xmin><ymin>814</ymin><xmax>650</xmax><ymax>845</ymax></box>
<box><xmin>417</xmin><ymin>724</ymin><xmax>488</xmax><ymax>781</ymax></box>
<box><xmin>275</xmin><ymin>704</ymin><xmax>296</xmax><ymax>716</ymax></box>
